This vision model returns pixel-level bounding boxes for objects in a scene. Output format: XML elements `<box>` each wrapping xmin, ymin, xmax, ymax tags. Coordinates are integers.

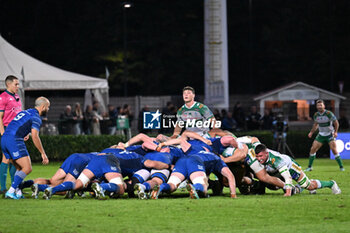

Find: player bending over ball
<box><xmin>255</xmin><ymin>144</ymin><xmax>341</xmax><ymax>196</ymax></box>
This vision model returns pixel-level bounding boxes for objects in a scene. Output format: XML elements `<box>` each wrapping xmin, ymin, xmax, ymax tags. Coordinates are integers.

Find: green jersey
<box><xmin>176</xmin><ymin>101</ymin><xmax>214</xmax><ymax>136</ymax></box>
<box><xmin>262</xmin><ymin>149</ymin><xmax>302</xmax><ymax>181</ymax></box>
<box><xmin>222</xmin><ymin>146</ymin><xmax>264</xmax><ymax>174</ymax></box>
<box><xmin>313</xmin><ymin>110</ymin><xmax>337</xmax><ymax>136</ymax></box>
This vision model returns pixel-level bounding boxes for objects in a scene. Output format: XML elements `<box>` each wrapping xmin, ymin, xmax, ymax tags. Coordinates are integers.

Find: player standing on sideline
<box><xmin>0</xmin><ymin>75</ymin><xmax>23</xmax><ymax>193</ymax></box>
<box><xmin>170</xmin><ymin>86</ymin><xmax>216</xmax><ymax>139</ymax></box>
<box><xmin>1</xmin><ymin>97</ymin><xmax>50</xmax><ymax>199</ymax></box>
<box><xmin>305</xmin><ymin>99</ymin><xmax>344</xmax><ymax>172</ymax></box>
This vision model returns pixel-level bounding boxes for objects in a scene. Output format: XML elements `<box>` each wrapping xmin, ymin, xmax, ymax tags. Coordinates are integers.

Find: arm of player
<box><xmin>220</xmin><ymin>167</ymin><xmax>237</xmax><ymax>198</ymax></box>
<box><xmin>0</xmin><ymin>112</ymin><xmax>4</xmax><ymax>136</ymax></box>
<box><xmin>162</xmin><ymin>137</ymin><xmax>192</xmax><ymax>153</ymax></box>
<box><xmin>31</xmin><ymin>128</ymin><xmax>49</xmax><ymax>165</ymax></box>
<box><xmin>124</xmin><ymin>133</ymin><xmax>154</xmax><ymax>147</ymax></box>
<box><xmin>182</xmin><ymin>130</ymin><xmax>212</xmax><ymax>145</ymax></box>
<box><xmin>255</xmin><ymin>169</ymin><xmax>285</xmax><ymax>188</ymax></box>
<box><xmin>143</xmin><ymin>160</ymin><xmax>171</xmax><ymax>170</ymax></box>
<box><xmin>220</xmin><ymin>135</ymin><xmax>238</xmax><ymax>148</ymax></box>
<box><xmin>208</xmin><ymin>128</ymin><xmax>227</xmax><ymax>138</ymax></box>
<box><xmin>278</xmin><ymin>165</ymin><xmax>293</xmax><ymax>196</ymax></box>
<box><xmin>308</xmin><ymin>122</ymin><xmax>319</xmax><ymax>138</ymax></box>
<box><xmin>170</xmin><ymin>124</ymin><xmax>182</xmax><ymax>139</ymax></box>
<box><xmin>156</xmin><ymin>134</ymin><xmax>171</xmax><ymax>142</ymax></box>
<box><xmin>220</xmin><ymin>144</ymin><xmax>248</xmax><ymax>163</ymax></box>
<box><xmin>333</xmin><ymin>119</ymin><xmax>339</xmax><ymax>138</ymax></box>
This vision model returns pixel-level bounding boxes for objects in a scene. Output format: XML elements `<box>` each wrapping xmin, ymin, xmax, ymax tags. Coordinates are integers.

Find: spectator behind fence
<box><xmin>221</xmin><ymin>111</ymin><xmax>237</xmax><ymax>131</ymax></box>
<box><xmin>83</xmin><ymin>105</ymin><xmax>93</xmax><ymax>134</ymax></box>
<box><xmin>72</xmin><ymin>102</ymin><xmax>83</xmax><ymax>135</ymax></box>
<box><xmin>138</xmin><ymin>105</ymin><xmax>150</xmax><ymax>133</ymax></box>
<box><xmin>120</xmin><ymin>104</ymin><xmax>134</xmax><ymax>127</ymax></box>
<box><xmin>92</xmin><ymin>101</ymin><xmax>103</xmax><ymax>135</ymax></box>
<box><xmin>60</xmin><ymin>105</ymin><xmax>75</xmax><ymax>134</ymax></box>
<box><xmin>246</xmin><ymin>106</ymin><xmax>261</xmax><ymax>130</ymax></box>
<box><xmin>107</xmin><ymin>104</ymin><xmax>118</xmax><ymax>135</ymax></box>
<box><xmin>260</xmin><ymin>109</ymin><xmax>273</xmax><ymax>130</ymax></box>
<box><xmin>233</xmin><ymin>102</ymin><xmax>245</xmax><ymax>130</ymax></box>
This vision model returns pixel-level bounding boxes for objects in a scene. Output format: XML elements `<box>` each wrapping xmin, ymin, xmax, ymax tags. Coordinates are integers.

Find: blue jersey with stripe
<box><xmin>194</xmin><ymin>150</ymin><xmax>227</xmax><ymax>176</ymax></box>
<box><xmin>101</xmin><ymin>148</ymin><xmax>146</xmax><ymax>177</ymax></box>
<box><xmin>186</xmin><ymin>140</ymin><xmax>212</xmax><ymax>155</ymax></box>
<box><xmin>4</xmin><ymin>108</ymin><xmax>41</xmax><ymax>138</ymax></box>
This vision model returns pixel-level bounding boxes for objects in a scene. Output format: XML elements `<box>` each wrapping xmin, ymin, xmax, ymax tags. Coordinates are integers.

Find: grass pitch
<box><xmin>0</xmin><ymin>158</ymin><xmax>349</xmax><ymax>233</ymax></box>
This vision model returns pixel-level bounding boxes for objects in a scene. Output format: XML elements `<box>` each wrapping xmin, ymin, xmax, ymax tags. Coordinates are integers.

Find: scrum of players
<box><xmin>15</xmin><ymin>86</ymin><xmax>341</xmax><ymax>200</ymax></box>
<box><xmin>22</xmin><ymin>128</ymin><xmax>340</xmax><ymax>200</ymax></box>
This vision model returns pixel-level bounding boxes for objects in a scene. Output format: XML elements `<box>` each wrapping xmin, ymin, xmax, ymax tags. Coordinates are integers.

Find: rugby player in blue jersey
<box><xmin>152</xmin><ymin>136</ymin><xmax>237</xmax><ymax>199</ymax></box>
<box><xmin>1</xmin><ymin>97</ymin><xmax>50</xmax><ymax>199</ymax></box>
<box><xmin>45</xmin><ymin>154</ymin><xmax>124</xmax><ymax>200</ymax></box>
<box><xmin>101</xmin><ymin>145</ymin><xmax>174</xmax><ymax>199</ymax></box>
<box><xmin>30</xmin><ymin>152</ymin><xmax>97</xmax><ymax>199</ymax></box>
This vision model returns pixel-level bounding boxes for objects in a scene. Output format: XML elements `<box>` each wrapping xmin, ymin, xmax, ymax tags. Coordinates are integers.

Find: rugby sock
<box><xmin>308</xmin><ymin>154</ymin><xmax>316</xmax><ymax>168</ymax></box>
<box><xmin>0</xmin><ymin>162</ymin><xmax>8</xmax><ymax>191</ymax></box>
<box><xmin>52</xmin><ymin>181</ymin><xmax>75</xmax><ymax>195</ymax></box>
<box><xmin>11</xmin><ymin>170</ymin><xmax>27</xmax><ymax>190</ymax></box>
<box><xmin>18</xmin><ymin>180</ymin><xmax>34</xmax><ymax>189</ymax></box>
<box><xmin>38</xmin><ymin>184</ymin><xmax>49</xmax><ymax>191</ymax></box>
<box><xmin>334</xmin><ymin>155</ymin><xmax>344</xmax><ymax>168</ymax></box>
<box><xmin>9</xmin><ymin>163</ymin><xmax>16</xmax><ymax>183</ymax></box>
<box><xmin>143</xmin><ymin>182</ymin><xmax>151</xmax><ymax>192</ymax></box>
<box><xmin>315</xmin><ymin>179</ymin><xmax>333</xmax><ymax>189</ymax></box>
<box><xmin>15</xmin><ymin>188</ymin><xmax>22</xmax><ymax>196</ymax></box>
<box><xmin>100</xmin><ymin>183</ymin><xmax>119</xmax><ymax>192</ymax></box>
<box><xmin>8</xmin><ymin>186</ymin><xmax>15</xmax><ymax>193</ymax></box>
<box><xmin>193</xmin><ymin>183</ymin><xmax>205</xmax><ymax>193</ymax></box>
<box><xmin>160</xmin><ymin>183</ymin><xmax>170</xmax><ymax>192</ymax></box>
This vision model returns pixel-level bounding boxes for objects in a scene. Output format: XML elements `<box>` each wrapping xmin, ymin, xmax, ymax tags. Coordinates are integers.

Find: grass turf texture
<box><xmin>0</xmin><ymin>158</ymin><xmax>349</xmax><ymax>233</ymax></box>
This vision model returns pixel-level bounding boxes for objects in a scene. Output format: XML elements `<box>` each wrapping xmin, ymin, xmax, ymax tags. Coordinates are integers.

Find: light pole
<box><xmin>122</xmin><ymin>2</ymin><xmax>132</xmax><ymax>96</ymax></box>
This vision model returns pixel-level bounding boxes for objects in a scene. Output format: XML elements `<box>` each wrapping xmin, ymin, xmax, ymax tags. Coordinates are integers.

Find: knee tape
<box><xmin>77</xmin><ymin>173</ymin><xmax>90</xmax><ymax>187</ymax></box>
<box><xmin>168</xmin><ymin>176</ymin><xmax>182</xmax><ymax>186</ymax></box>
<box><xmin>192</xmin><ymin>176</ymin><xmax>208</xmax><ymax>186</ymax></box>
<box><xmin>109</xmin><ymin>177</ymin><xmax>124</xmax><ymax>186</ymax></box>
<box><xmin>298</xmin><ymin>176</ymin><xmax>311</xmax><ymax>189</ymax></box>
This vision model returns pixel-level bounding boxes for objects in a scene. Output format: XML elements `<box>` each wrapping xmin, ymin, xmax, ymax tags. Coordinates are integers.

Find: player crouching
<box><xmin>254</xmin><ymin>144</ymin><xmax>341</xmax><ymax>196</ymax></box>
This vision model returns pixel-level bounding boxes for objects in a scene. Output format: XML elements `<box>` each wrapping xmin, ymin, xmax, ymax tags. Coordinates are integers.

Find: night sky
<box><xmin>1</xmin><ymin>0</ymin><xmax>349</xmax><ymax>95</ymax></box>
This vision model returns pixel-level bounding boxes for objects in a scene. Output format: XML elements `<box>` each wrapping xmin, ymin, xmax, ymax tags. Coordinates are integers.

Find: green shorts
<box><xmin>315</xmin><ymin>134</ymin><xmax>334</xmax><ymax>144</ymax></box>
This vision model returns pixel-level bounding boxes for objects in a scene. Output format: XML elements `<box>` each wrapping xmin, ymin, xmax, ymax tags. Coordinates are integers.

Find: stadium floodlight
<box><xmin>122</xmin><ymin>2</ymin><xmax>133</xmax><ymax>8</ymax></box>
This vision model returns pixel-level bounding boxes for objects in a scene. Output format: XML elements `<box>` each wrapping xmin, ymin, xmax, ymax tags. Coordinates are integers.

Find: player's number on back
<box><xmin>14</xmin><ymin>113</ymin><xmax>25</xmax><ymax>121</ymax></box>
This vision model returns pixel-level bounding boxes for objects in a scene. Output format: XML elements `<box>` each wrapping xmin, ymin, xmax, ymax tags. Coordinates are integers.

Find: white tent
<box><xmin>0</xmin><ymin>35</ymin><xmax>109</xmax><ymax>111</ymax></box>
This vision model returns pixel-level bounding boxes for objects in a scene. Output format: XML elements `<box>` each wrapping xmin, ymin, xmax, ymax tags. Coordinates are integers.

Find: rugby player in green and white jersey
<box><xmin>255</xmin><ymin>144</ymin><xmax>341</xmax><ymax>196</ymax></box>
<box><xmin>170</xmin><ymin>86</ymin><xmax>217</xmax><ymax>139</ymax></box>
<box><xmin>305</xmin><ymin>99</ymin><xmax>344</xmax><ymax>172</ymax></box>
<box><xmin>221</xmin><ymin>136</ymin><xmax>285</xmax><ymax>193</ymax></box>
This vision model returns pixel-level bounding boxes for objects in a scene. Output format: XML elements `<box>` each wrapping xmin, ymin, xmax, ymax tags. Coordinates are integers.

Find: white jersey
<box><xmin>176</xmin><ymin>101</ymin><xmax>214</xmax><ymax>136</ymax></box>
<box><xmin>313</xmin><ymin>110</ymin><xmax>337</xmax><ymax>136</ymax></box>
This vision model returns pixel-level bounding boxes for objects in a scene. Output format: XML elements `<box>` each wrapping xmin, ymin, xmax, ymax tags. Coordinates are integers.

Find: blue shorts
<box><xmin>85</xmin><ymin>155</ymin><xmax>121</xmax><ymax>179</ymax></box>
<box><xmin>1</xmin><ymin>135</ymin><xmax>29</xmax><ymax>160</ymax></box>
<box><xmin>145</xmin><ymin>151</ymin><xmax>171</xmax><ymax>165</ymax></box>
<box><xmin>61</xmin><ymin>153</ymin><xmax>94</xmax><ymax>179</ymax></box>
<box><xmin>172</xmin><ymin>155</ymin><xmax>205</xmax><ymax>179</ymax></box>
